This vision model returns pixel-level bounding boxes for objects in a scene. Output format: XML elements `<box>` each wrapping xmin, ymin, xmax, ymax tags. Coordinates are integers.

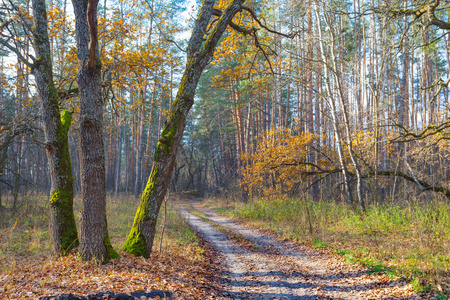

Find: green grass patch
<box><xmin>312</xmin><ymin>238</ymin><xmax>327</xmax><ymax>249</ymax></box>
<box><xmin>211</xmin><ymin>196</ymin><xmax>450</xmax><ymax>294</ymax></box>
<box><xmin>215</xmin><ymin>208</ymin><xmax>230</xmax><ymax>215</ymax></box>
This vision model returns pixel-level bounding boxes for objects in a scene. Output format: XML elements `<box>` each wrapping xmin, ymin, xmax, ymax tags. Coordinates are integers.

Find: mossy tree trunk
<box><xmin>122</xmin><ymin>0</ymin><xmax>246</xmax><ymax>257</ymax></box>
<box><xmin>72</xmin><ymin>0</ymin><xmax>118</xmax><ymax>263</ymax></box>
<box><xmin>31</xmin><ymin>0</ymin><xmax>79</xmax><ymax>255</ymax></box>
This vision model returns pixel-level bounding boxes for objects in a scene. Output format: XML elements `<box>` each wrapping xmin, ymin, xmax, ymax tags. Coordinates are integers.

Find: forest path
<box><xmin>177</xmin><ymin>199</ymin><xmax>419</xmax><ymax>300</ymax></box>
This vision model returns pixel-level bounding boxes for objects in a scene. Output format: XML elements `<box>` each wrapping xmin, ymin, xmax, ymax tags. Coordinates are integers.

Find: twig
<box><xmin>302</xmin><ymin>196</ymin><xmax>313</xmax><ymax>235</ymax></box>
<box><xmin>159</xmin><ymin>192</ymin><xmax>169</xmax><ymax>253</ymax></box>
<box><xmin>405</xmin><ymin>160</ymin><xmax>433</xmax><ymax>202</ymax></box>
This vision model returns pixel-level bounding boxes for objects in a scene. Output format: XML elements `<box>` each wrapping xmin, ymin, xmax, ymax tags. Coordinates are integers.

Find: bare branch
<box><xmin>227</xmin><ymin>20</ymin><xmax>277</xmax><ymax>73</ymax></box>
<box><xmin>269</xmin><ymin>161</ymin><xmax>325</xmax><ymax>172</ymax></box>
<box><xmin>388</xmin><ymin>0</ymin><xmax>450</xmax><ymax>30</ymax></box>
<box><xmin>290</xmin><ymin>167</ymin><xmax>450</xmax><ymax>200</ymax></box>
<box><xmin>362</xmin><ymin>170</ymin><xmax>450</xmax><ymax>199</ymax></box>
<box><xmin>87</xmin><ymin>0</ymin><xmax>99</xmax><ymax>69</ymax></box>
<box><xmin>58</xmin><ymin>87</ymin><xmax>79</xmax><ymax>100</ymax></box>
<box><xmin>228</xmin><ymin>21</ymin><xmax>256</xmax><ymax>35</ymax></box>
<box><xmin>393</xmin><ymin>122</ymin><xmax>450</xmax><ymax>142</ymax></box>
<box><xmin>0</xmin><ymin>17</ymin><xmax>14</xmax><ymax>34</ymax></box>
<box><xmin>212</xmin><ymin>8</ymin><xmax>222</xmax><ymax>17</ymax></box>
<box><xmin>240</xmin><ymin>6</ymin><xmax>297</xmax><ymax>38</ymax></box>
<box><xmin>0</xmin><ymin>37</ymin><xmax>33</xmax><ymax>67</ymax></box>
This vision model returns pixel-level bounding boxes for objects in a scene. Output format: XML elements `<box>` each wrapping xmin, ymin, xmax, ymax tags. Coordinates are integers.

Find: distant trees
<box><xmin>179</xmin><ymin>0</ymin><xmax>449</xmax><ymax>206</ymax></box>
<box><xmin>0</xmin><ymin>0</ymin><xmax>79</xmax><ymax>255</ymax></box>
<box><xmin>386</xmin><ymin>0</ymin><xmax>450</xmax><ymax>140</ymax></box>
<box><xmin>0</xmin><ymin>104</ymin><xmax>36</xmax><ymax>212</ymax></box>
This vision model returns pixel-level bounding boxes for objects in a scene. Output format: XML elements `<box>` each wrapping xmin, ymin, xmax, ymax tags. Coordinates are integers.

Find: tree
<box><xmin>122</xmin><ymin>0</ymin><xmax>249</xmax><ymax>257</ymax></box>
<box><xmin>71</xmin><ymin>0</ymin><xmax>118</xmax><ymax>262</ymax></box>
<box><xmin>314</xmin><ymin>0</ymin><xmax>365</xmax><ymax>211</ymax></box>
<box><xmin>0</xmin><ymin>0</ymin><xmax>79</xmax><ymax>255</ymax></box>
<box><xmin>32</xmin><ymin>0</ymin><xmax>79</xmax><ymax>255</ymax></box>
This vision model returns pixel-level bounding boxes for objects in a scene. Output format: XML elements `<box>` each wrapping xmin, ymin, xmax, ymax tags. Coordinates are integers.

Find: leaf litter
<box><xmin>0</xmin><ymin>242</ymin><xmax>221</xmax><ymax>299</ymax></box>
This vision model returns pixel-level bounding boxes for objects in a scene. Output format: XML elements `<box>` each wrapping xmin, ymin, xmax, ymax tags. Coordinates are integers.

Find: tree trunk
<box><xmin>31</xmin><ymin>0</ymin><xmax>79</xmax><ymax>255</ymax></box>
<box><xmin>326</xmin><ymin>26</ymin><xmax>365</xmax><ymax>211</ymax></box>
<box><xmin>72</xmin><ymin>0</ymin><xmax>118</xmax><ymax>262</ymax></box>
<box><xmin>122</xmin><ymin>0</ymin><xmax>246</xmax><ymax>257</ymax></box>
<box><xmin>114</xmin><ymin>121</ymin><xmax>123</xmax><ymax>197</ymax></box>
<box><xmin>143</xmin><ymin>90</ymin><xmax>156</xmax><ymax>180</ymax></box>
<box><xmin>134</xmin><ymin>103</ymin><xmax>146</xmax><ymax>198</ymax></box>
<box><xmin>306</xmin><ymin>0</ymin><xmax>314</xmax><ymax>134</ymax></box>
<box><xmin>314</xmin><ymin>1</ymin><xmax>355</xmax><ymax>207</ymax></box>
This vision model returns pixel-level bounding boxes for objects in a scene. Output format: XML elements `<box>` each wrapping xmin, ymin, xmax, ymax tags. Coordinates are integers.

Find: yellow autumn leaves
<box><xmin>241</xmin><ymin>127</ymin><xmax>315</xmax><ymax>198</ymax></box>
<box><xmin>240</xmin><ymin>127</ymin><xmax>402</xmax><ymax>198</ymax></box>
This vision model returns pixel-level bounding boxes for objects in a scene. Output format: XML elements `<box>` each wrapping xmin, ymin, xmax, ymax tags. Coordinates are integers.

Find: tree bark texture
<box><xmin>72</xmin><ymin>0</ymin><xmax>118</xmax><ymax>262</ymax></box>
<box><xmin>31</xmin><ymin>0</ymin><xmax>79</xmax><ymax>255</ymax></box>
<box><xmin>122</xmin><ymin>0</ymin><xmax>246</xmax><ymax>257</ymax></box>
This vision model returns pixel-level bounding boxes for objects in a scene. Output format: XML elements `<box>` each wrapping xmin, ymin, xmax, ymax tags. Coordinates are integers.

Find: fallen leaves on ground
<box><xmin>0</xmin><ymin>248</ymin><xmax>221</xmax><ymax>299</ymax></box>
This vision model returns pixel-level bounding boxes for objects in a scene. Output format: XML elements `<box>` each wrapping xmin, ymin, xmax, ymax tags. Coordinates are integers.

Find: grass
<box><xmin>1</xmin><ymin>194</ymin><xmax>201</xmax><ymax>261</ymax></box>
<box><xmin>211</xmin><ymin>196</ymin><xmax>450</xmax><ymax>295</ymax></box>
<box><xmin>0</xmin><ymin>195</ymin><xmax>54</xmax><ymax>261</ymax></box>
<box><xmin>0</xmin><ymin>193</ymin><xmax>211</xmax><ymax>299</ymax></box>
<box><xmin>106</xmin><ymin>195</ymin><xmax>201</xmax><ymax>254</ymax></box>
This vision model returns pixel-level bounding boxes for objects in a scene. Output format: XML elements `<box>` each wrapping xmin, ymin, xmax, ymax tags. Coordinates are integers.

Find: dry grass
<box><xmin>0</xmin><ymin>194</ymin><xmax>200</xmax><ymax>261</ymax></box>
<box><xmin>0</xmin><ymin>194</ymin><xmax>219</xmax><ymax>299</ymax></box>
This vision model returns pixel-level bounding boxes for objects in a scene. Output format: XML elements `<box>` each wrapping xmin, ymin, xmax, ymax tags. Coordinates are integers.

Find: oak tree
<box><xmin>71</xmin><ymin>0</ymin><xmax>118</xmax><ymax>262</ymax></box>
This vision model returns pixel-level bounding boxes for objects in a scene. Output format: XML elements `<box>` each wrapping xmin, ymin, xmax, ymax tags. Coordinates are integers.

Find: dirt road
<box><xmin>178</xmin><ymin>199</ymin><xmax>420</xmax><ymax>299</ymax></box>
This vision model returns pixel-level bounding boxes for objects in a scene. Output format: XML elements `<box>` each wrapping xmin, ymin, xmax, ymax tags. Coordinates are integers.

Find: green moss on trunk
<box><xmin>50</xmin><ymin>109</ymin><xmax>78</xmax><ymax>255</ymax></box>
<box><xmin>121</xmin><ymin>225</ymin><xmax>148</xmax><ymax>257</ymax></box>
<box><xmin>60</xmin><ymin>109</ymin><xmax>72</xmax><ymax>133</ymax></box>
<box><xmin>104</xmin><ymin>232</ymin><xmax>120</xmax><ymax>260</ymax></box>
<box><xmin>122</xmin><ymin>202</ymin><xmax>149</xmax><ymax>257</ymax></box>
<box><xmin>50</xmin><ymin>189</ymin><xmax>79</xmax><ymax>255</ymax></box>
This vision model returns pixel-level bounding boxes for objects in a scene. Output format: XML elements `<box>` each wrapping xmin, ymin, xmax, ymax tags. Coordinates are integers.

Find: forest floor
<box><xmin>0</xmin><ymin>195</ymin><xmax>435</xmax><ymax>299</ymax></box>
<box><xmin>178</xmin><ymin>198</ymin><xmax>424</xmax><ymax>299</ymax></box>
<box><xmin>0</xmin><ymin>196</ymin><xmax>221</xmax><ymax>299</ymax></box>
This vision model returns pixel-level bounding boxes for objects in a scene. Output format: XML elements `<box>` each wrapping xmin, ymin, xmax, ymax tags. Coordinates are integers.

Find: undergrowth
<box><xmin>214</xmin><ymin>197</ymin><xmax>450</xmax><ymax>295</ymax></box>
<box><xmin>0</xmin><ymin>194</ymin><xmax>202</xmax><ymax>272</ymax></box>
<box><xmin>0</xmin><ymin>194</ymin><xmax>218</xmax><ymax>299</ymax></box>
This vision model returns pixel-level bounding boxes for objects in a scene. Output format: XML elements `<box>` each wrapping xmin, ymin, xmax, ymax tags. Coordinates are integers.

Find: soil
<box><xmin>178</xmin><ymin>199</ymin><xmax>421</xmax><ymax>300</ymax></box>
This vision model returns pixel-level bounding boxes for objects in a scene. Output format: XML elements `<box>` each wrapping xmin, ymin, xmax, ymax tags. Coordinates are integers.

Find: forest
<box><xmin>0</xmin><ymin>0</ymin><xmax>449</xmax><ymax>299</ymax></box>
